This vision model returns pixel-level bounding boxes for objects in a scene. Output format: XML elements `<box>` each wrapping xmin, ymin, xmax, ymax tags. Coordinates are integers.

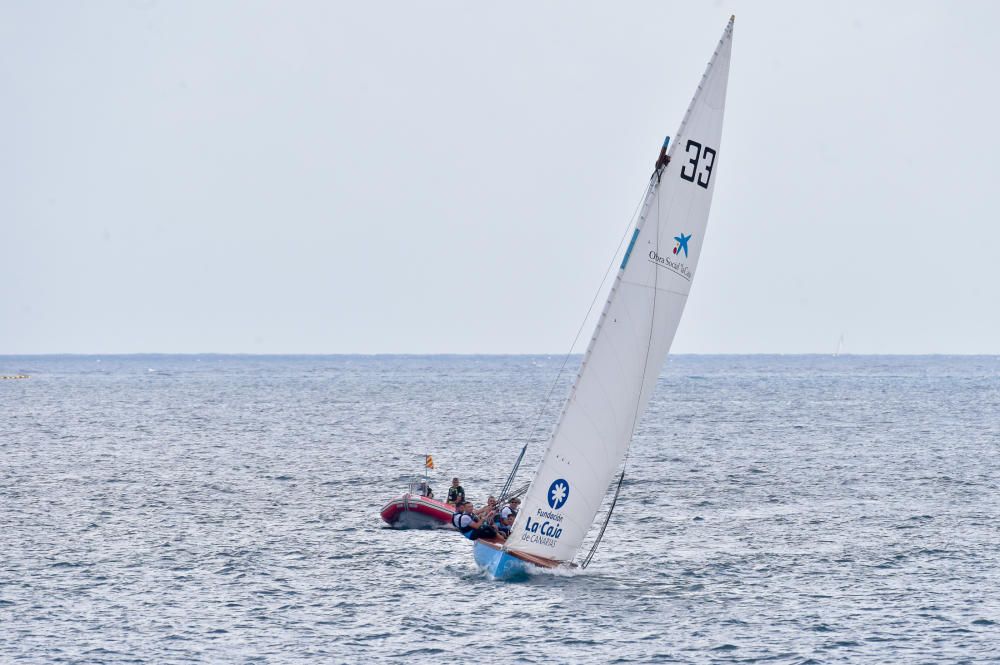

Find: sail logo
<box><xmin>547</xmin><ymin>479</ymin><xmax>569</xmax><ymax>510</ymax></box>
<box><xmin>523</xmin><ymin>515</ymin><xmax>563</xmax><ymax>545</ymax></box>
<box><xmin>523</xmin><ymin>506</ymin><xmax>565</xmax><ymax>547</ymax></box>
<box><xmin>673</xmin><ymin>233</ymin><xmax>692</xmax><ymax>258</ymax></box>
<box><xmin>648</xmin><ymin>250</ymin><xmax>692</xmax><ymax>281</ymax></box>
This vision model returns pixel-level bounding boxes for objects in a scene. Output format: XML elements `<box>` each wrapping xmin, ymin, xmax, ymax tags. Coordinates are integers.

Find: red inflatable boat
<box><xmin>380</xmin><ymin>492</ymin><xmax>455</xmax><ymax>529</ymax></box>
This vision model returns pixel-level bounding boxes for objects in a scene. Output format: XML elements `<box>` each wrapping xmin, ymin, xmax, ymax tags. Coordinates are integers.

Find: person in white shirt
<box><xmin>499</xmin><ymin>497</ymin><xmax>520</xmax><ymax>522</ymax></box>
<box><xmin>450</xmin><ymin>501</ymin><xmax>495</xmax><ymax>540</ymax></box>
<box><xmin>495</xmin><ymin>497</ymin><xmax>520</xmax><ymax>538</ymax></box>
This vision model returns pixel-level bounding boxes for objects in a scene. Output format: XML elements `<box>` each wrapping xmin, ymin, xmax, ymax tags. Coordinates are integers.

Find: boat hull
<box><xmin>380</xmin><ymin>493</ymin><xmax>455</xmax><ymax>529</ymax></box>
<box><xmin>472</xmin><ymin>538</ymin><xmax>567</xmax><ymax>580</ymax></box>
<box><xmin>473</xmin><ymin>540</ymin><xmax>534</xmax><ymax>581</ymax></box>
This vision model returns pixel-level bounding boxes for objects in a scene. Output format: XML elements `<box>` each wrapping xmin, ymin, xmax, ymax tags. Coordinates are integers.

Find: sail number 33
<box><xmin>679</xmin><ymin>140</ymin><xmax>717</xmax><ymax>189</ymax></box>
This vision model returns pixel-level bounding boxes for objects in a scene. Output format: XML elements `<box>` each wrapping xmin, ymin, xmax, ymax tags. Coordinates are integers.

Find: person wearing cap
<box><xmin>499</xmin><ymin>497</ymin><xmax>520</xmax><ymax>523</ymax></box>
<box><xmin>494</xmin><ymin>497</ymin><xmax>520</xmax><ymax>539</ymax></box>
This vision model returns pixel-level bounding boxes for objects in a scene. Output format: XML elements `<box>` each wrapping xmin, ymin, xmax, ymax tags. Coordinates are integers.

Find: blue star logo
<box><xmin>673</xmin><ymin>233</ymin><xmax>691</xmax><ymax>258</ymax></box>
<box><xmin>547</xmin><ymin>479</ymin><xmax>569</xmax><ymax>510</ymax></box>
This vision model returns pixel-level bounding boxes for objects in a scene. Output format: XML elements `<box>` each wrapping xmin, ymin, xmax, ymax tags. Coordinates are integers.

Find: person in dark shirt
<box><xmin>446</xmin><ymin>478</ymin><xmax>465</xmax><ymax>506</ymax></box>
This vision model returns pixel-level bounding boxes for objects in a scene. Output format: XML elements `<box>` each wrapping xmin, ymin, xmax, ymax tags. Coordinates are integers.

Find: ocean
<box><xmin>1</xmin><ymin>355</ymin><xmax>997</xmax><ymax>663</ymax></box>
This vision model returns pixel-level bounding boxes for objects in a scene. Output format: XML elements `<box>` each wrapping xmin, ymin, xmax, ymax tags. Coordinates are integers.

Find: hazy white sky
<box><xmin>3</xmin><ymin>1</ymin><xmax>999</xmax><ymax>354</ymax></box>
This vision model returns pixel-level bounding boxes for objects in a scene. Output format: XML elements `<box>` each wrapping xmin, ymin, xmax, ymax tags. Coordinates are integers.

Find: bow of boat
<box><xmin>472</xmin><ymin>538</ymin><xmax>568</xmax><ymax>581</ymax></box>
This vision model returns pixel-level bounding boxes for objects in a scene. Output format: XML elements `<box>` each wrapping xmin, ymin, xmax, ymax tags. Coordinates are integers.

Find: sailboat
<box><xmin>473</xmin><ymin>17</ymin><xmax>735</xmax><ymax>580</ymax></box>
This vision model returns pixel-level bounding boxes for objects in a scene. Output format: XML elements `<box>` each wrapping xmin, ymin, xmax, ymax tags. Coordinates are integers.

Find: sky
<box><xmin>3</xmin><ymin>1</ymin><xmax>999</xmax><ymax>355</ymax></box>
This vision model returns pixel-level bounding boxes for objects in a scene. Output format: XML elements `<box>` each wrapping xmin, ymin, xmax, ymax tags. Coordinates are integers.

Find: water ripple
<box><xmin>1</xmin><ymin>354</ymin><xmax>998</xmax><ymax>662</ymax></box>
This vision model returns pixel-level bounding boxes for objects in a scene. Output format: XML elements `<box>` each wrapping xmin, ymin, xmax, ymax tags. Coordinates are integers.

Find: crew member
<box><xmin>495</xmin><ymin>497</ymin><xmax>520</xmax><ymax>539</ymax></box>
<box><xmin>499</xmin><ymin>497</ymin><xmax>520</xmax><ymax>523</ymax></box>
<box><xmin>475</xmin><ymin>496</ymin><xmax>498</xmax><ymax>519</ymax></box>
<box><xmin>446</xmin><ymin>478</ymin><xmax>465</xmax><ymax>506</ymax></box>
<box><xmin>451</xmin><ymin>501</ymin><xmax>495</xmax><ymax>540</ymax></box>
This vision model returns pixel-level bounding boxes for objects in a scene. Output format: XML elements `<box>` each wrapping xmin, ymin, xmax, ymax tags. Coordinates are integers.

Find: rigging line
<box><xmin>496</xmin><ymin>443</ymin><xmax>527</xmax><ymax>502</ymax></box>
<box><xmin>514</xmin><ymin>181</ymin><xmax>652</xmax><ymax>451</ymax></box>
<box><xmin>582</xmin><ymin>167</ymin><xmax>666</xmax><ymax>567</ymax></box>
<box><xmin>581</xmin><ymin>468</ymin><xmax>625</xmax><ymax>569</ymax></box>
<box><xmin>494</xmin><ymin>182</ymin><xmax>649</xmax><ymax>520</ymax></box>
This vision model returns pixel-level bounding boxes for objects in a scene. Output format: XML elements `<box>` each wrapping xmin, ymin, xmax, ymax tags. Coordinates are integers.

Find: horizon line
<box><xmin>2</xmin><ymin>352</ymin><xmax>1000</xmax><ymax>358</ymax></box>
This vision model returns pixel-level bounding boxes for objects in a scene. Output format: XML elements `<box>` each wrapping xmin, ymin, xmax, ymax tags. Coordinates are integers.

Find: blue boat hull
<box><xmin>472</xmin><ymin>541</ymin><xmax>535</xmax><ymax>581</ymax></box>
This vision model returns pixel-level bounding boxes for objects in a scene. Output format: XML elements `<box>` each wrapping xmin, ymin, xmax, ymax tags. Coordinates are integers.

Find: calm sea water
<box><xmin>1</xmin><ymin>355</ymin><xmax>998</xmax><ymax>663</ymax></box>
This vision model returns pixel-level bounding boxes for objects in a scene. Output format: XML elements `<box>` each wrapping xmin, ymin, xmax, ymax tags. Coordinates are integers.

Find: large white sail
<box><xmin>506</xmin><ymin>18</ymin><xmax>734</xmax><ymax>563</ymax></box>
